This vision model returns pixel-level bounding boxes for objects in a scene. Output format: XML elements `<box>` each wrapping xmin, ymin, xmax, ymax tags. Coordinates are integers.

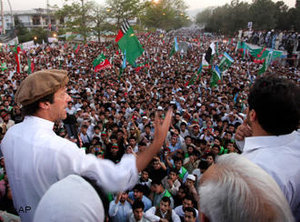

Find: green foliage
<box><xmin>15</xmin><ymin>16</ymin><xmax>48</xmax><ymax>43</ymax></box>
<box><xmin>105</xmin><ymin>0</ymin><xmax>143</xmax><ymax>27</ymax></box>
<box><xmin>249</xmin><ymin>0</ymin><xmax>276</xmax><ymax>30</ymax></box>
<box><xmin>141</xmin><ymin>0</ymin><xmax>189</xmax><ymax>31</ymax></box>
<box><xmin>55</xmin><ymin>0</ymin><xmax>94</xmax><ymax>41</ymax></box>
<box><xmin>196</xmin><ymin>0</ymin><xmax>300</xmax><ymax>34</ymax></box>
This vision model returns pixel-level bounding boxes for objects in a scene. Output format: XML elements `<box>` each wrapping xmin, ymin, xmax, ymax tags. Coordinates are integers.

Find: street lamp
<box><xmin>33</xmin><ymin>36</ymin><xmax>37</xmax><ymax>41</ymax></box>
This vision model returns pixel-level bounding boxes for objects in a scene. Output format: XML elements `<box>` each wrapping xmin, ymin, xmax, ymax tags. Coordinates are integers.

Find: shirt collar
<box><xmin>24</xmin><ymin>116</ymin><xmax>55</xmax><ymax>130</ymax></box>
<box><xmin>243</xmin><ymin>131</ymin><xmax>297</xmax><ymax>152</ymax></box>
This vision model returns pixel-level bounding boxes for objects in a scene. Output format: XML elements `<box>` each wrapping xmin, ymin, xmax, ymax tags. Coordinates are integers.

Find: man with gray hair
<box><xmin>198</xmin><ymin>154</ymin><xmax>294</xmax><ymax>222</ymax></box>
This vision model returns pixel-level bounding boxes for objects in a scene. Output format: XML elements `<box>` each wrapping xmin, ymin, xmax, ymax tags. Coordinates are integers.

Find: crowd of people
<box><xmin>239</xmin><ymin>29</ymin><xmax>300</xmax><ymax>53</ymax></box>
<box><xmin>0</xmin><ymin>27</ymin><xmax>299</xmax><ymax>221</ymax></box>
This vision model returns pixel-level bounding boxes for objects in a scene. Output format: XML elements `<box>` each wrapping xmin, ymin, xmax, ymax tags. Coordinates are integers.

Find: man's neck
<box><xmin>251</xmin><ymin>122</ymin><xmax>271</xmax><ymax>137</ymax></box>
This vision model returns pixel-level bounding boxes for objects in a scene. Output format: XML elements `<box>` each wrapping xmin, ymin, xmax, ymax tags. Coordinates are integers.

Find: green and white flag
<box><xmin>258</xmin><ymin>51</ymin><xmax>273</xmax><ymax>75</ymax></box>
<box><xmin>210</xmin><ymin>65</ymin><xmax>222</xmax><ymax>87</ymax></box>
<box><xmin>218</xmin><ymin>52</ymin><xmax>234</xmax><ymax>72</ymax></box>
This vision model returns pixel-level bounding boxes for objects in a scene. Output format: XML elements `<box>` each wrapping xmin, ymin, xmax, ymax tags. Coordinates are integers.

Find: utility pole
<box><xmin>81</xmin><ymin>0</ymin><xmax>86</xmax><ymax>42</ymax></box>
<box><xmin>47</xmin><ymin>0</ymin><xmax>51</xmax><ymax>37</ymax></box>
<box><xmin>1</xmin><ymin>0</ymin><xmax>5</xmax><ymax>35</ymax></box>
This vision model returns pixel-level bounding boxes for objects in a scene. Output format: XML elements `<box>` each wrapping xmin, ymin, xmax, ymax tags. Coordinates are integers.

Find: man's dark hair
<box><xmin>248</xmin><ymin>75</ymin><xmax>300</xmax><ymax>135</ymax></box>
<box><xmin>132</xmin><ymin>200</ymin><xmax>144</xmax><ymax>210</ymax></box>
<box><xmin>184</xmin><ymin>207</ymin><xmax>196</xmax><ymax>217</ymax></box>
<box><xmin>173</xmin><ymin>156</ymin><xmax>183</xmax><ymax>164</ymax></box>
<box><xmin>169</xmin><ymin>168</ymin><xmax>179</xmax><ymax>175</ymax></box>
<box><xmin>133</xmin><ymin>184</ymin><xmax>145</xmax><ymax>193</ymax></box>
<box><xmin>21</xmin><ymin>93</ymin><xmax>55</xmax><ymax>116</ymax></box>
<box><xmin>198</xmin><ymin>160</ymin><xmax>209</xmax><ymax>170</ymax></box>
<box><xmin>206</xmin><ymin>152</ymin><xmax>216</xmax><ymax>162</ymax></box>
<box><xmin>161</xmin><ymin>196</ymin><xmax>171</xmax><ymax>206</ymax></box>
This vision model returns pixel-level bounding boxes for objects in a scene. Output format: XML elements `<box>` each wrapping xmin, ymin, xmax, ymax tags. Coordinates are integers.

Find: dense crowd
<box><xmin>240</xmin><ymin>29</ymin><xmax>300</xmax><ymax>56</ymax></box>
<box><xmin>0</xmin><ymin>28</ymin><xmax>299</xmax><ymax>221</ymax></box>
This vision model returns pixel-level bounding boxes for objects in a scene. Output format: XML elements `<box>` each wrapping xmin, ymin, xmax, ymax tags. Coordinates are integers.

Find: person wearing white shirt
<box><xmin>235</xmin><ymin>75</ymin><xmax>300</xmax><ymax>221</ymax></box>
<box><xmin>1</xmin><ymin>69</ymin><xmax>173</xmax><ymax>222</ymax></box>
<box><xmin>144</xmin><ymin>197</ymin><xmax>180</xmax><ymax>222</ymax></box>
<box><xmin>109</xmin><ymin>191</ymin><xmax>132</xmax><ymax>222</ymax></box>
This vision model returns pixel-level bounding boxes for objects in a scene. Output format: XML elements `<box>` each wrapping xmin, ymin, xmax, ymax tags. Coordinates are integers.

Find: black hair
<box><xmin>184</xmin><ymin>207</ymin><xmax>197</xmax><ymax>217</ymax></box>
<box><xmin>21</xmin><ymin>93</ymin><xmax>54</xmax><ymax>116</ymax></box>
<box><xmin>161</xmin><ymin>196</ymin><xmax>171</xmax><ymax>206</ymax></box>
<box><xmin>248</xmin><ymin>75</ymin><xmax>300</xmax><ymax>135</ymax></box>
<box><xmin>206</xmin><ymin>152</ymin><xmax>216</xmax><ymax>161</ymax></box>
<box><xmin>169</xmin><ymin>168</ymin><xmax>179</xmax><ymax>175</ymax></box>
<box><xmin>133</xmin><ymin>184</ymin><xmax>145</xmax><ymax>193</ymax></box>
<box><xmin>198</xmin><ymin>160</ymin><xmax>209</xmax><ymax>170</ymax></box>
<box><xmin>132</xmin><ymin>200</ymin><xmax>145</xmax><ymax>210</ymax></box>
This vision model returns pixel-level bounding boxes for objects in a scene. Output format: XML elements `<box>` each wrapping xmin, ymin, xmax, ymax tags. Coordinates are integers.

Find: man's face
<box><xmin>141</xmin><ymin>171</ymin><xmax>149</xmax><ymax>180</ymax></box>
<box><xmin>133</xmin><ymin>189</ymin><xmax>143</xmax><ymax>200</ymax></box>
<box><xmin>185</xmin><ymin>179</ymin><xmax>194</xmax><ymax>188</ymax></box>
<box><xmin>183</xmin><ymin>199</ymin><xmax>193</xmax><ymax>210</ymax></box>
<box><xmin>133</xmin><ymin>208</ymin><xmax>143</xmax><ymax>221</ymax></box>
<box><xmin>49</xmin><ymin>87</ymin><xmax>71</xmax><ymax>121</ymax></box>
<box><xmin>169</xmin><ymin>171</ymin><xmax>177</xmax><ymax>181</ymax></box>
<box><xmin>175</xmin><ymin>160</ymin><xmax>182</xmax><ymax>170</ymax></box>
<box><xmin>184</xmin><ymin>211</ymin><xmax>196</xmax><ymax>222</ymax></box>
<box><xmin>160</xmin><ymin>201</ymin><xmax>170</xmax><ymax>213</ymax></box>
<box><xmin>120</xmin><ymin>192</ymin><xmax>128</xmax><ymax>203</ymax></box>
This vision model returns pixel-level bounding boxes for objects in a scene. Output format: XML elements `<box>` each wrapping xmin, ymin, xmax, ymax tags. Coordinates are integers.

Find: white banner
<box><xmin>22</xmin><ymin>40</ymin><xmax>35</xmax><ymax>49</ymax></box>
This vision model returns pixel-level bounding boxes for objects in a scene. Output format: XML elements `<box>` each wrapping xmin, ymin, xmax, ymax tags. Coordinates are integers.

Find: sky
<box><xmin>4</xmin><ymin>0</ymin><xmax>297</xmax><ymax>12</ymax></box>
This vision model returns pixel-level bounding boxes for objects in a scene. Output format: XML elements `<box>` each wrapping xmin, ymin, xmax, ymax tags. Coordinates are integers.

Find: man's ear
<box><xmin>249</xmin><ymin>109</ymin><xmax>257</xmax><ymax>122</ymax></box>
<box><xmin>39</xmin><ymin>101</ymin><xmax>51</xmax><ymax>110</ymax></box>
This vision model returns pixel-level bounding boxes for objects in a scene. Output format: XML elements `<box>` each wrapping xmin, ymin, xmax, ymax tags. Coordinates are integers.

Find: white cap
<box><xmin>33</xmin><ymin>175</ymin><xmax>104</xmax><ymax>222</ymax></box>
<box><xmin>187</xmin><ymin>174</ymin><xmax>196</xmax><ymax>182</ymax></box>
<box><xmin>157</xmin><ymin>106</ymin><xmax>163</xmax><ymax>111</ymax></box>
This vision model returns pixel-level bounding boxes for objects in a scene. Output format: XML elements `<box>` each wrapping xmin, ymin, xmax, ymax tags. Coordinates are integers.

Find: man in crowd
<box><xmin>128</xmin><ymin>184</ymin><xmax>152</xmax><ymax>212</ymax></box>
<box><xmin>235</xmin><ymin>75</ymin><xmax>300</xmax><ymax>220</ymax></box>
<box><xmin>109</xmin><ymin>191</ymin><xmax>132</xmax><ymax>222</ymax></box>
<box><xmin>129</xmin><ymin>200</ymin><xmax>150</xmax><ymax>222</ymax></box>
<box><xmin>144</xmin><ymin>196</ymin><xmax>180</xmax><ymax>222</ymax></box>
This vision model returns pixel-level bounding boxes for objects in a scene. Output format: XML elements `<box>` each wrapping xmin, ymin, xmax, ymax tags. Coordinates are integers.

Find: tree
<box><xmin>195</xmin><ymin>8</ymin><xmax>213</xmax><ymax>26</ymax></box>
<box><xmin>105</xmin><ymin>0</ymin><xmax>143</xmax><ymax>27</ymax></box>
<box><xmin>141</xmin><ymin>0</ymin><xmax>189</xmax><ymax>31</ymax></box>
<box><xmin>273</xmin><ymin>1</ymin><xmax>289</xmax><ymax>30</ymax></box>
<box><xmin>14</xmin><ymin>16</ymin><xmax>29</xmax><ymax>39</ymax></box>
<box><xmin>55</xmin><ymin>0</ymin><xmax>94</xmax><ymax>42</ymax></box>
<box><xmin>90</xmin><ymin>4</ymin><xmax>114</xmax><ymax>42</ymax></box>
<box><xmin>249</xmin><ymin>0</ymin><xmax>276</xmax><ymax>30</ymax></box>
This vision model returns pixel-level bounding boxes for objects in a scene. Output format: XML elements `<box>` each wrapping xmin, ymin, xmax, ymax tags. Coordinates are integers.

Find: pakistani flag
<box><xmin>258</xmin><ymin>51</ymin><xmax>272</xmax><ymax>75</ymax></box>
<box><xmin>218</xmin><ymin>52</ymin><xmax>234</xmax><ymax>72</ymax></box>
<box><xmin>73</xmin><ymin>44</ymin><xmax>80</xmax><ymax>53</ymax></box>
<box><xmin>27</xmin><ymin>58</ymin><xmax>34</xmax><ymax>74</ymax></box>
<box><xmin>92</xmin><ymin>54</ymin><xmax>111</xmax><ymax>72</ymax></box>
<box><xmin>210</xmin><ymin>65</ymin><xmax>222</xmax><ymax>87</ymax></box>
<box><xmin>13</xmin><ymin>45</ymin><xmax>22</xmax><ymax>73</ymax></box>
<box><xmin>115</xmin><ymin>20</ymin><xmax>144</xmax><ymax>65</ymax></box>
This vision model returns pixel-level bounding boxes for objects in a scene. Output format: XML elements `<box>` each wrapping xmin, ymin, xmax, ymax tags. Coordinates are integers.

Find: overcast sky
<box><xmin>4</xmin><ymin>0</ymin><xmax>297</xmax><ymax>12</ymax></box>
